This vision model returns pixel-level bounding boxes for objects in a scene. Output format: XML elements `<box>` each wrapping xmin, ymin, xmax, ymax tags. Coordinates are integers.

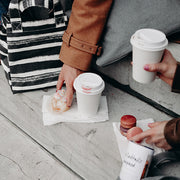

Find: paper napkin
<box><xmin>42</xmin><ymin>95</ymin><xmax>109</xmax><ymax>125</ymax></box>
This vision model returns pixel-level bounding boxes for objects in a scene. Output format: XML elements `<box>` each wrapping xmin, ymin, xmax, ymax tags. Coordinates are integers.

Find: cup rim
<box><xmin>130</xmin><ymin>28</ymin><xmax>168</xmax><ymax>51</ymax></box>
<box><xmin>73</xmin><ymin>73</ymin><xmax>105</xmax><ymax>95</ymax></box>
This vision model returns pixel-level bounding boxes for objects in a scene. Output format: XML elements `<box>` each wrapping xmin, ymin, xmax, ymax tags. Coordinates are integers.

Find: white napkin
<box><xmin>42</xmin><ymin>95</ymin><xmax>109</xmax><ymax>125</ymax></box>
<box><xmin>113</xmin><ymin>118</ymin><xmax>164</xmax><ymax>161</ymax></box>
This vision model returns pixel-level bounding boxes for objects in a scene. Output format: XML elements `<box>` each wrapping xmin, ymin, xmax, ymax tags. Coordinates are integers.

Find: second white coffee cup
<box><xmin>130</xmin><ymin>28</ymin><xmax>168</xmax><ymax>84</ymax></box>
<box><xmin>73</xmin><ymin>73</ymin><xmax>105</xmax><ymax>117</ymax></box>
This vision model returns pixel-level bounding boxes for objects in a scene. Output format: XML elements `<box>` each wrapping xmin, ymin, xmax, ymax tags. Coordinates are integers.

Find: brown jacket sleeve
<box><xmin>164</xmin><ymin>118</ymin><xmax>180</xmax><ymax>149</ymax></box>
<box><xmin>59</xmin><ymin>0</ymin><xmax>113</xmax><ymax>71</ymax></box>
<box><xmin>164</xmin><ymin>62</ymin><xmax>180</xmax><ymax>148</ymax></box>
<box><xmin>172</xmin><ymin>62</ymin><xmax>180</xmax><ymax>93</ymax></box>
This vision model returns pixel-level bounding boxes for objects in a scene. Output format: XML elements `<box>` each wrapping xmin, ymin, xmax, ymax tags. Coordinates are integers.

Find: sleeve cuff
<box><xmin>172</xmin><ymin>62</ymin><xmax>180</xmax><ymax>93</ymax></box>
<box><xmin>164</xmin><ymin>118</ymin><xmax>180</xmax><ymax>149</ymax></box>
<box><xmin>59</xmin><ymin>41</ymin><xmax>94</xmax><ymax>71</ymax></box>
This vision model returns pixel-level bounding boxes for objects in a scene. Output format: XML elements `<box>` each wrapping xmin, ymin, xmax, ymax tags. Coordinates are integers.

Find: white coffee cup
<box><xmin>130</xmin><ymin>28</ymin><xmax>168</xmax><ymax>84</ymax></box>
<box><xmin>120</xmin><ymin>141</ymin><xmax>154</xmax><ymax>180</ymax></box>
<box><xmin>73</xmin><ymin>73</ymin><xmax>105</xmax><ymax>117</ymax></box>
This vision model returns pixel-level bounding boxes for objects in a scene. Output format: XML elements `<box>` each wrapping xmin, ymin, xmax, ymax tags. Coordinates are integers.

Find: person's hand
<box><xmin>129</xmin><ymin>121</ymin><xmax>172</xmax><ymax>150</ymax></box>
<box><xmin>144</xmin><ymin>49</ymin><xmax>177</xmax><ymax>86</ymax></box>
<box><xmin>57</xmin><ymin>64</ymin><xmax>83</xmax><ymax>107</ymax></box>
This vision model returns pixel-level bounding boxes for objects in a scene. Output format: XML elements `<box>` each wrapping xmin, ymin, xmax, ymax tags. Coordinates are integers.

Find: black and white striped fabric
<box><xmin>0</xmin><ymin>0</ymin><xmax>68</xmax><ymax>93</ymax></box>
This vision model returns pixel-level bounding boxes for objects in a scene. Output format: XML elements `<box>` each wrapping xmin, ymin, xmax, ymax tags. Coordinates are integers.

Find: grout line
<box><xmin>0</xmin><ymin>112</ymin><xmax>84</xmax><ymax>180</ymax></box>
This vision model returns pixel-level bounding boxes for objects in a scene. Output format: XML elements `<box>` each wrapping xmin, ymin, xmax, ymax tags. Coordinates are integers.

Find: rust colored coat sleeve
<box><xmin>59</xmin><ymin>0</ymin><xmax>113</xmax><ymax>71</ymax></box>
<box><xmin>164</xmin><ymin>62</ymin><xmax>180</xmax><ymax>149</ymax></box>
<box><xmin>164</xmin><ymin>118</ymin><xmax>180</xmax><ymax>149</ymax></box>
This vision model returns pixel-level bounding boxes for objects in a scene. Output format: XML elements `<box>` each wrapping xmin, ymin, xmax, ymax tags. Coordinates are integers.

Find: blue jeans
<box><xmin>0</xmin><ymin>1</ymin><xmax>10</xmax><ymax>21</ymax></box>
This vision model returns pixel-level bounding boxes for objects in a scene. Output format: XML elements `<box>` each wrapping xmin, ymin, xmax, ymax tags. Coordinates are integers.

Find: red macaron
<box><xmin>120</xmin><ymin>115</ymin><xmax>136</xmax><ymax>137</ymax></box>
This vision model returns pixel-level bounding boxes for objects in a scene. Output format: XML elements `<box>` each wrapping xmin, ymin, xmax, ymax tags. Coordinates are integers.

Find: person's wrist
<box><xmin>171</xmin><ymin>62</ymin><xmax>180</xmax><ymax>92</ymax></box>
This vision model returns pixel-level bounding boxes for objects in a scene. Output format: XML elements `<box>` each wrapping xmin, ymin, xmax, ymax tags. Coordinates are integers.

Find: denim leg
<box><xmin>0</xmin><ymin>2</ymin><xmax>7</xmax><ymax>16</ymax></box>
<box><xmin>1</xmin><ymin>0</ymin><xmax>11</xmax><ymax>11</ymax></box>
<box><xmin>0</xmin><ymin>0</ymin><xmax>10</xmax><ymax>22</ymax></box>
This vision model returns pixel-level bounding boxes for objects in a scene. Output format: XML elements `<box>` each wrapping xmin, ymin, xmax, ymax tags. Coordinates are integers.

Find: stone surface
<box><xmin>0</xmin><ymin>115</ymin><xmax>81</xmax><ymax>180</ymax></box>
<box><xmin>0</xmin><ymin>43</ymin><xmax>179</xmax><ymax>180</ymax></box>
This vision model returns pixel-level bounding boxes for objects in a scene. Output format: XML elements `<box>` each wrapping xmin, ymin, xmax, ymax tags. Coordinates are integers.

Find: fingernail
<box><xmin>144</xmin><ymin>65</ymin><xmax>149</xmax><ymax>71</ymax></box>
<box><xmin>67</xmin><ymin>104</ymin><xmax>71</xmax><ymax>107</ymax></box>
<box><xmin>56</xmin><ymin>87</ymin><xmax>61</xmax><ymax>91</ymax></box>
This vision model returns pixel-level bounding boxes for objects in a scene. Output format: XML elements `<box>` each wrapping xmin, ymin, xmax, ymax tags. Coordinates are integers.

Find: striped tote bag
<box><xmin>0</xmin><ymin>0</ymin><xmax>68</xmax><ymax>93</ymax></box>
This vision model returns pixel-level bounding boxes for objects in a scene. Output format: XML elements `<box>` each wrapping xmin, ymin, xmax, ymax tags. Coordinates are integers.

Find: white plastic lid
<box><xmin>130</xmin><ymin>28</ymin><xmax>168</xmax><ymax>51</ymax></box>
<box><xmin>73</xmin><ymin>73</ymin><xmax>105</xmax><ymax>95</ymax></box>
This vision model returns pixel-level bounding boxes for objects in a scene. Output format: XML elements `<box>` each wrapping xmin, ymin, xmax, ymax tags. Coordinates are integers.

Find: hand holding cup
<box><xmin>130</xmin><ymin>28</ymin><xmax>168</xmax><ymax>84</ymax></box>
<box><xmin>143</xmin><ymin>49</ymin><xmax>177</xmax><ymax>86</ymax></box>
